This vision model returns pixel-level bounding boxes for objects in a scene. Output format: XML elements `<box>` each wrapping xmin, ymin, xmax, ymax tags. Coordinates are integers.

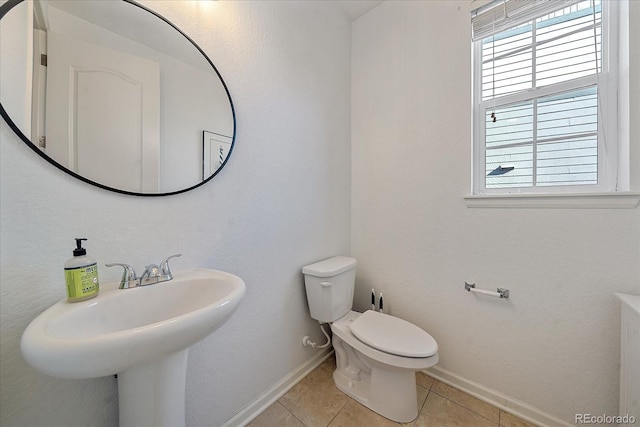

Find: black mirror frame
<box><xmin>0</xmin><ymin>0</ymin><xmax>236</xmax><ymax>197</ymax></box>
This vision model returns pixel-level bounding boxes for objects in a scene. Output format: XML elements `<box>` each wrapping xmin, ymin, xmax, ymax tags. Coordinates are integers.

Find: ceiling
<box><xmin>335</xmin><ymin>0</ymin><xmax>384</xmax><ymax>22</ymax></box>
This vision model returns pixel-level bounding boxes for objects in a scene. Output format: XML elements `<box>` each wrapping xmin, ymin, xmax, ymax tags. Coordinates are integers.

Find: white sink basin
<box><xmin>20</xmin><ymin>268</ymin><xmax>245</xmax><ymax>427</ymax></box>
<box><xmin>21</xmin><ymin>268</ymin><xmax>245</xmax><ymax>378</ymax></box>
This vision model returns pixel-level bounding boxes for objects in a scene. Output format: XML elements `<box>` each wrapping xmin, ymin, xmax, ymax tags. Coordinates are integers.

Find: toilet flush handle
<box><xmin>320</xmin><ymin>281</ymin><xmax>333</xmax><ymax>287</ymax></box>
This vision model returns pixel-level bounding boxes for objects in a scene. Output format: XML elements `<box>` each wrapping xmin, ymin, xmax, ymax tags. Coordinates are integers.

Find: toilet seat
<box><xmin>331</xmin><ymin>311</ymin><xmax>438</xmax><ymax>370</ymax></box>
<box><xmin>350</xmin><ymin>310</ymin><xmax>437</xmax><ymax>358</ymax></box>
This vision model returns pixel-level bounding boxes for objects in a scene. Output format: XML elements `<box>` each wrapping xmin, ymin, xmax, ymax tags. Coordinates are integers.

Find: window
<box><xmin>471</xmin><ymin>0</ymin><xmax>621</xmax><ymax>194</ymax></box>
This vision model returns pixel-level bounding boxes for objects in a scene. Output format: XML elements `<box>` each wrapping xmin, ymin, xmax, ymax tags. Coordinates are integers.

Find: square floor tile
<box><xmin>247</xmin><ymin>402</ymin><xmax>305</xmax><ymax>427</ymax></box>
<box><xmin>500</xmin><ymin>410</ymin><xmax>540</xmax><ymax>427</ymax></box>
<box><xmin>416</xmin><ymin>372</ymin><xmax>435</xmax><ymax>390</ymax></box>
<box><xmin>431</xmin><ymin>381</ymin><xmax>499</xmax><ymax>423</ymax></box>
<box><xmin>329</xmin><ymin>399</ymin><xmax>403</xmax><ymax>427</ymax></box>
<box><xmin>414</xmin><ymin>392</ymin><xmax>497</xmax><ymax>427</ymax></box>
<box><xmin>279</xmin><ymin>357</ymin><xmax>349</xmax><ymax>427</ymax></box>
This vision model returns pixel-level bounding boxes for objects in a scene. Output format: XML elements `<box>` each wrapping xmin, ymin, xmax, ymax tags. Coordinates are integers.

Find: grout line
<box><xmin>281</xmin><ymin>402</ymin><xmax>304</xmax><ymax>427</ymax></box>
<box><xmin>284</xmin><ymin>401</ymin><xmax>312</xmax><ymax>427</ymax></box>
<box><xmin>425</xmin><ymin>367</ymin><xmax>552</xmax><ymax>426</ymax></box>
<box><xmin>429</xmin><ymin>386</ymin><xmax>501</xmax><ymax>426</ymax></box>
<box><xmin>290</xmin><ymin>411</ymin><xmax>307</xmax><ymax>427</ymax></box>
<box><xmin>417</xmin><ymin>385</ymin><xmax>429</xmax><ymax>414</ymax></box>
<box><xmin>325</xmin><ymin>398</ymin><xmax>349</xmax><ymax>427</ymax></box>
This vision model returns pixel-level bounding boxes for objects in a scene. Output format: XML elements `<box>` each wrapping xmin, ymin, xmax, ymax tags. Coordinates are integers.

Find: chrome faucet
<box><xmin>106</xmin><ymin>254</ymin><xmax>181</xmax><ymax>289</ymax></box>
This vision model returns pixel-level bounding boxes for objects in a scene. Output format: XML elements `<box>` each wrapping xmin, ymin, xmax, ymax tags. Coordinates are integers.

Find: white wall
<box><xmin>3</xmin><ymin>0</ymin><xmax>638</xmax><ymax>426</ymax></box>
<box><xmin>0</xmin><ymin>1</ymin><xmax>351</xmax><ymax>426</ymax></box>
<box><xmin>351</xmin><ymin>1</ymin><xmax>640</xmax><ymax>425</ymax></box>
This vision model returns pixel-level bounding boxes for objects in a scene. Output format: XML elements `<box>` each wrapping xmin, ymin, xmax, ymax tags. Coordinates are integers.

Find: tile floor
<box><xmin>247</xmin><ymin>355</ymin><xmax>539</xmax><ymax>427</ymax></box>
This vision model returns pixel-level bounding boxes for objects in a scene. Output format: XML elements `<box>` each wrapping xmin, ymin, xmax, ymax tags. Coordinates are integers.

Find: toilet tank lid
<box><xmin>302</xmin><ymin>256</ymin><xmax>356</xmax><ymax>277</ymax></box>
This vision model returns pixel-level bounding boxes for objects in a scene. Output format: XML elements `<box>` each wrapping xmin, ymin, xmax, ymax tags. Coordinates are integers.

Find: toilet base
<box><xmin>332</xmin><ymin>335</ymin><xmax>420</xmax><ymax>423</ymax></box>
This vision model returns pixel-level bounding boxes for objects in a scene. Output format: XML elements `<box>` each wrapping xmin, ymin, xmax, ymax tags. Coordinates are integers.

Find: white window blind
<box><xmin>472</xmin><ymin>0</ymin><xmax>583</xmax><ymax>41</ymax></box>
<box><xmin>471</xmin><ymin>0</ymin><xmax>615</xmax><ymax>193</ymax></box>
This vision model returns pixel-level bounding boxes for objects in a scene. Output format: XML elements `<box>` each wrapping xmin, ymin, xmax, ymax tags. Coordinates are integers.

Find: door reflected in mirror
<box><xmin>0</xmin><ymin>0</ymin><xmax>235</xmax><ymax>196</ymax></box>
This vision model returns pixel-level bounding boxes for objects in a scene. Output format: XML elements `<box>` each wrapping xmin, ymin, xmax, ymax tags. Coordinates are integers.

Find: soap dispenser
<box><xmin>64</xmin><ymin>238</ymin><xmax>99</xmax><ymax>302</ymax></box>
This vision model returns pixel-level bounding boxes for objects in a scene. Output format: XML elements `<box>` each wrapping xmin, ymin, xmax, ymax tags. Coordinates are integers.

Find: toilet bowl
<box><xmin>302</xmin><ymin>256</ymin><xmax>439</xmax><ymax>423</ymax></box>
<box><xmin>331</xmin><ymin>310</ymin><xmax>438</xmax><ymax>422</ymax></box>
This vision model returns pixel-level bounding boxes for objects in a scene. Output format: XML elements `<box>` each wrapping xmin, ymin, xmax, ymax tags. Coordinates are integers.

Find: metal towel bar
<box><xmin>465</xmin><ymin>282</ymin><xmax>509</xmax><ymax>299</ymax></box>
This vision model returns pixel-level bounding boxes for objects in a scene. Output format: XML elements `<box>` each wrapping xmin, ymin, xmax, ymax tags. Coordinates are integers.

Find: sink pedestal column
<box><xmin>118</xmin><ymin>349</ymin><xmax>189</xmax><ymax>427</ymax></box>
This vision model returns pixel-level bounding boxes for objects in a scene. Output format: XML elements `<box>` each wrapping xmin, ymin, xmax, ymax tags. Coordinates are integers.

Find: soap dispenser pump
<box><xmin>64</xmin><ymin>238</ymin><xmax>99</xmax><ymax>302</ymax></box>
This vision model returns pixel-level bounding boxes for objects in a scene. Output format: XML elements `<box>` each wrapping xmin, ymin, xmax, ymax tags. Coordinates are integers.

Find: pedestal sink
<box><xmin>21</xmin><ymin>268</ymin><xmax>245</xmax><ymax>427</ymax></box>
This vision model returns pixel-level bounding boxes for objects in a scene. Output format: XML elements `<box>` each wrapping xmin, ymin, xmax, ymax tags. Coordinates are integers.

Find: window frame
<box><xmin>471</xmin><ymin>0</ymin><xmax>620</xmax><ymax>196</ymax></box>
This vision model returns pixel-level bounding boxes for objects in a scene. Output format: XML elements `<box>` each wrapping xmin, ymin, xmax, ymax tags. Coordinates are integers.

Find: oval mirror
<box><xmin>0</xmin><ymin>0</ymin><xmax>236</xmax><ymax>196</ymax></box>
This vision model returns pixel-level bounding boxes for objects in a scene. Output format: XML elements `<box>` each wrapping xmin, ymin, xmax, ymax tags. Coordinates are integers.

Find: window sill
<box><xmin>464</xmin><ymin>192</ymin><xmax>640</xmax><ymax>209</ymax></box>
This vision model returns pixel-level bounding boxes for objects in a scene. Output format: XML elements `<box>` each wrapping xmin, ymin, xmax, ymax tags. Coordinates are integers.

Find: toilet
<box><xmin>302</xmin><ymin>256</ymin><xmax>438</xmax><ymax>423</ymax></box>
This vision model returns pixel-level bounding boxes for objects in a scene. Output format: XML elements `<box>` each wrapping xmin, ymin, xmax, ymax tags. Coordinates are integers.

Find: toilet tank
<box><xmin>302</xmin><ymin>256</ymin><xmax>357</xmax><ymax>323</ymax></box>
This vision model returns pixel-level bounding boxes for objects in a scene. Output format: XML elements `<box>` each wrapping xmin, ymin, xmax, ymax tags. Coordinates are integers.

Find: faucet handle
<box><xmin>159</xmin><ymin>254</ymin><xmax>182</xmax><ymax>276</ymax></box>
<box><xmin>105</xmin><ymin>263</ymin><xmax>139</xmax><ymax>289</ymax></box>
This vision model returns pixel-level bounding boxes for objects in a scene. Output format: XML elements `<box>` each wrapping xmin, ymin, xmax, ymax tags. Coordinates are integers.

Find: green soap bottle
<box><xmin>64</xmin><ymin>238</ymin><xmax>99</xmax><ymax>302</ymax></box>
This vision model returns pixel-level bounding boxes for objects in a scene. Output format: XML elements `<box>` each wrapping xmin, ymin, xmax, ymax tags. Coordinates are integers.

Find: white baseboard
<box><xmin>222</xmin><ymin>349</ymin><xmax>333</xmax><ymax>427</ymax></box>
<box><xmin>222</xmin><ymin>351</ymin><xmax>571</xmax><ymax>427</ymax></box>
<box><xmin>425</xmin><ymin>366</ymin><xmax>573</xmax><ymax>427</ymax></box>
